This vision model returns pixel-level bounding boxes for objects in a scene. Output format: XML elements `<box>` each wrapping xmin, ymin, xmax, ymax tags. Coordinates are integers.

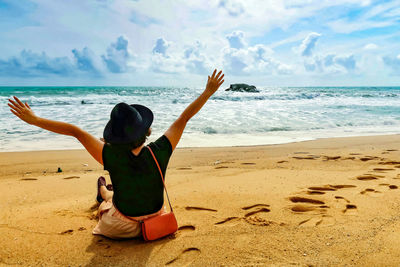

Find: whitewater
<box><xmin>1</xmin><ymin>86</ymin><xmax>399</xmax><ymax>152</ymax></box>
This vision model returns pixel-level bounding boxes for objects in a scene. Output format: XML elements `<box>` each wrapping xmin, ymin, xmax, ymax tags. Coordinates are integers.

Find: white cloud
<box><xmin>152</xmin><ymin>38</ymin><xmax>170</xmax><ymax>56</ymax></box>
<box><xmin>304</xmin><ymin>54</ymin><xmax>356</xmax><ymax>73</ymax></box>
<box><xmin>0</xmin><ymin>50</ymin><xmax>74</xmax><ymax>77</ymax></box>
<box><xmin>72</xmin><ymin>47</ymin><xmax>102</xmax><ymax>74</ymax></box>
<box><xmin>218</xmin><ymin>0</ymin><xmax>245</xmax><ymax>17</ymax></box>
<box><xmin>363</xmin><ymin>43</ymin><xmax>378</xmax><ymax>50</ymax></box>
<box><xmin>383</xmin><ymin>54</ymin><xmax>400</xmax><ymax>75</ymax></box>
<box><xmin>334</xmin><ymin>55</ymin><xmax>356</xmax><ymax>70</ymax></box>
<box><xmin>150</xmin><ymin>37</ymin><xmax>186</xmax><ymax>74</ymax></box>
<box><xmin>299</xmin><ymin>32</ymin><xmax>321</xmax><ymax>57</ymax></box>
<box><xmin>102</xmin><ymin>36</ymin><xmax>132</xmax><ymax>73</ymax></box>
<box><xmin>1</xmin><ymin>0</ymin><xmax>400</xmax><ymax>85</ymax></box>
<box><xmin>226</xmin><ymin>31</ymin><xmax>246</xmax><ymax>49</ymax></box>
<box><xmin>184</xmin><ymin>41</ymin><xmax>211</xmax><ymax>74</ymax></box>
<box><xmin>150</xmin><ymin>53</ymin><xmax>185</xmax><ymax>74</ymax></box>
<box><xmin>222</xmin><ymin>32</ymin><xmax>293</xmax><ymax>75</ymax></box>
<box><xmin>130</xmin><ymin>9</ymin><xmax>160</xmax><ymax>27</ymax></box>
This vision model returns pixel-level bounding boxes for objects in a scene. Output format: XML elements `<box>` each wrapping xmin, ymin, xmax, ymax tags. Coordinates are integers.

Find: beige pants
<box><xmin>92</xmin><ymin>200</ymin><xmax>163</xmax><ymax>239</ymax></box>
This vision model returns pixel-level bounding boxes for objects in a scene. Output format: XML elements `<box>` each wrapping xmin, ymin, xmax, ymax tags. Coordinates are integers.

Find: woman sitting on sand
<box><xmin>7</xmin><ymin>69</ymin><xmax>224</xmax><ymax>239</ymax></box>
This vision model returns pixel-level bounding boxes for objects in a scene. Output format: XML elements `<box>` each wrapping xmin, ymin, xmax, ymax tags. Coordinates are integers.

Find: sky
<box><xmin>0</xmin><ymin>0</ymin><xmax>400</xmax><ymax>86</ymax></box>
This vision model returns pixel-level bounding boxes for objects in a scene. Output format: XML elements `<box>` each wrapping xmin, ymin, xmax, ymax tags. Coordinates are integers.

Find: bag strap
<box><xmin>147</xmin><ymin>146</ymin><xmax>174</xmax><ymax>212</ymax></box>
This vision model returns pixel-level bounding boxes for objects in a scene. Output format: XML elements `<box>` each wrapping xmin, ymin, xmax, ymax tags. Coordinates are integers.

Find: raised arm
<box><xmin>164</xmin><ymin>69</ymin><xmax>224</xmax><ymax>151</ymax></box>
<box><xmin>8</xmin><ymin>96</ymin><xmax>104</xmax><ymax>165</ymax></box>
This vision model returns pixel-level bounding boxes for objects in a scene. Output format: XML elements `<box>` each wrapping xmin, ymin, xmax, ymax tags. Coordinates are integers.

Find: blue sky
<box><xmin>0</xmin><ymin>0</ymin><xmax>399</xmax><ymax>86</ymax></box>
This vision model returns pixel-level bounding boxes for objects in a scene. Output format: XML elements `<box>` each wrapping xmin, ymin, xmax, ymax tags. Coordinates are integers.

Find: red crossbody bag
<box><xmin>120</xmin><ymin>146</ymin><xmax>178</xmax><ymax>241</ymax></box>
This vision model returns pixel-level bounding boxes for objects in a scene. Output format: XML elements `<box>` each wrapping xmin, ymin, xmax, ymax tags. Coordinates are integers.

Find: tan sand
<box><xmin>1</xmin><ymin>134</ymin><xmax>400</xmax><ymax>266</ymax></box>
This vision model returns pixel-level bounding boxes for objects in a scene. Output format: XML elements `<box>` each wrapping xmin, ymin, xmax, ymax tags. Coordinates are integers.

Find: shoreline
<box><xmin>2</xmin><ymin>132</ymin><xmax>399</xmax><ymax>153</ymax></box>
<box><xmin>1</xmin><ymin>134</ymin><xmax>400</xmax><ymax>265</ymax></box>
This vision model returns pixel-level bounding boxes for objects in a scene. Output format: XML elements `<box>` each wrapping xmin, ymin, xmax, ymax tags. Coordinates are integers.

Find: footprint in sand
<box><xmin>289</xmin><ymin>197</ymin><xmax>327</xmax><ymax>214</ymax></box>
<box><xmin>331</xmin><ymin>184</ymin><xmax>357</xmax><ymax>189</ymax></box>
<box><xmin>20</xmin><ymin>178</ymin><xmax>38</xmax><ymax>181</ymax></box>
<box><xmin>357</xmin><ymin>175</ymin><xmax>380</xmax><ymax>181</ymax></box>
<box><xmin>215</xmin><ymin>204</ymin><xmax>274</xmax><ymax>227</ymax></box>
<box><xmin>214</xmin><ymin>217</ymin><xmax>241</xmax><ymax>226</ymax></box>
<box><xmin>177</xmin><ymin>167</ymin><xmax>192</xmax><ymax>170</ymax></box>
<box><xmin>241</xmin><ymin>162</ymin><xmax>256</xmax><ymax>165</ymax></box>
<box><xmin>335</xmin><ymin>196</ymin><xmax>350</xmax><ymax>203</ymax></box>
<box><xmin>308</xmin><ymin>186</ymin><xmax>337</xmax><ymax>191</ymax></box>
<box><xmin>360</xmin><ymin>188</ymin><xmax>382</xmax><ymax>195</ymax></box>
<box><xmin>292</xmin><ymin>156</ymin><xmax>318</xmax><ymax>160</ymax></box>
<box><xmin>379</xmin><ymin>161</ymin><xmax>400</xmax><ymax>165</ymax></box>
<box><xmin>386</xmin><ymin>149</ymin><xmax>398</xmax><ymax>152</ymax></box>
<box><xmin>178</xmin><ymin>225</ymin><xmax>196</xmax><ymax>231</ymax></box>
<box><xmin>289</xmin><ymin>196</ymin><xmax>325</xmax><ymax>205</ymax></box>
<box><xmin>291</xmin><ymin>205</ymin><xmax>319</xmax><ymax>212</ymax></box>
<box><xmin>323</xmin><ymin>156</ymin><xmax>341</xmax><ymax>161</ymax></box>
<box><xmin>176</xmin><ymin>225</ymin><xmax>196</xmax><ymax>237</ymax></box>
<box><xmin>359</xmin><ymin>156</ymin><xmax>378</xmax><ymax>162</ymax></box>
<box><xmin>307</xmin><ymin>190</ymin><xmax>326</xmax><ymax>195</ymax></box>
<box><xmin>242</xmin><ymin>204</ymin><xmax>270</xmax><ymax>210</ymax></box>
<box><xmin>185</xmin><ymin>206</ymin><xmax>217</xmax><ymax>212</ymax></box>
<box><xmin>166</xmin><ymin>248</ymin><xmax>201</xmax><ymax>266</ymax></box>
<box><xmin>243</xmin><ymin>208</ymin><xmax>273</xmax><ymax>226</ymax></box>
<box><xmin>298</xmin><ymin>215</ymin><xmax>335</xmax><ymax>227</ymax></box>
<box><xmin>63</xmin><ymin>176</ymin><xmax>80</xmax><ymax>180</ymax></box>
<box><xmin>343</xmin><ymin>204</ymin><xmax>357</xmax><ymax>214</ymax></box>
<box><xmin>244</xmin><ymin>208</ymin><xmax>271</xmax><ymax>217</ymax></box>
<box><xmin>378</xmin><ymin>184</ymin><xmax>398</xmax><ymax>190</ymax></box>
<box><xmin>289</xmin><ymin>184</ymin><xmax>358</xmax><ymax>215</ymax></box>
<box><xmin>277</xmin><ymin>160</ymin><xmax>288</xmax><ymax>163</ymax></box>
<box><xmin>60</xmin><ymin>229</ymin><xmax>73</xmax><ymax>235</ymax></box>
<box><xmin>96</xmin><ymin>239</ymin><xmax>111</xmax><ymax>249</ymax></box>
<box><xmin>215</xmin><ymin>166</ymin><xmax>229</xmax><ymax>169</ymax></box>
<box><xmin>373</xmin><ymin>168</ymin><xmax>395</xmax><ymax>172</ymax></box>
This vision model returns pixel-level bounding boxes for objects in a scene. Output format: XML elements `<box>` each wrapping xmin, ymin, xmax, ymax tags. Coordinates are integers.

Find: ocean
<box><xmin>1</xmin><ymin>86</ymin><xmax>399</xmax><ymax>152</ymax></box>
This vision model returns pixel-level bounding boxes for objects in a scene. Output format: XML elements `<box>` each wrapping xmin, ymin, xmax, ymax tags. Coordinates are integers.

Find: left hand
<box><xmin>204</xmin><ymin>69</ymin><xmax>224</xmax><ymax>96</ymax></box>
<box><xmin>8</xmin><ymin>96</ymin><xmax>38</xmax><ymax>125</ymax></box>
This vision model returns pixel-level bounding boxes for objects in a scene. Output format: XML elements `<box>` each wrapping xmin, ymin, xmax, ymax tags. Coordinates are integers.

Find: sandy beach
<box><xmin>1</xmin><ymin>134</ymin><xmax>400</xmax><ymax>266</ymax></box>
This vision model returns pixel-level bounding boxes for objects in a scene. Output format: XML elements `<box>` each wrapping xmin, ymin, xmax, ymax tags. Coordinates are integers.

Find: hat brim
<box><xmin>103</xmin><ymin>104</ymin><xmax>153</xmax><ymax>144</ymax></box>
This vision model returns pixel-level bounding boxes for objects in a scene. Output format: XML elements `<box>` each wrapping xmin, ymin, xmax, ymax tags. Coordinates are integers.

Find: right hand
<box><xmin>204</xmin><ymin>69</ymin><xmax>224</xmax><ymax>96</ymax></box>
<box><xmin>8</xmin><ymin>96</ymin><xmax>38</xmax><ymax>125</ymax></box>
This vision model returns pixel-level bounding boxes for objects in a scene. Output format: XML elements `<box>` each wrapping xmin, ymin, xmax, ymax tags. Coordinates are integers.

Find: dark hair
<box><xmin>127</xmin><ymin>133</ymin><xmax>147</xmax><ymax>149</ymax></box>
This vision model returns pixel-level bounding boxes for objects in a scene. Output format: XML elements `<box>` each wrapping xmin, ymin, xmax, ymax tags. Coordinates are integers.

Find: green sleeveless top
<box><xmin>102</xmin><ymin>135</ymin><xmax>173</xmax><ymax>217</ymax></box>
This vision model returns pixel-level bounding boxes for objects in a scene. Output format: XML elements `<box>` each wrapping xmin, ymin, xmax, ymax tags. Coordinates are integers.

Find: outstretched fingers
<box><xmin>10</xmin><ymin>109</ymin><xmax>21</xmax><ymax>118</ymax></box>
<box><xmin>217</xmin><ymin>73</ymin><xmax>224</xmax><ymax>83</ymax></box>
<box><xmin>14</xmin><ymin>96</ymin><xmax>25</xmax><ymax>107</ymax></box>
<box><xmin>211</xmin><ymin>69</ymin><xmax>217</xmax><ymax>79</ymax></box>
<box><xmin>8</xmin><ymin>99</ymin><xmax>22</xmax><ymax>112</ymax></box>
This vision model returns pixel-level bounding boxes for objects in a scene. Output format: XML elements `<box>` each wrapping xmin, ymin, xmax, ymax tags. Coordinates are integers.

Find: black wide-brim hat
<box><xmin>103</xmin><ymin>102</ymin><xmax>153</xmax><ymax>144</ymax></box>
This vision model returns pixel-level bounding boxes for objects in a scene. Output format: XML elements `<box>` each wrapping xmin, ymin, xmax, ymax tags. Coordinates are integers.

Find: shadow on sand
<box><xmin>85</xmin><ymin>234</ymin><xmax>174</xmax><ymax>266</ymax></box>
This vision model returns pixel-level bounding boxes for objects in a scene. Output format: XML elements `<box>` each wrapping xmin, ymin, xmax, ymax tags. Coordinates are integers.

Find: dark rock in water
<box><xmin>225</xmin><ymin>84</ymin><xmax>259</xmax><ymax>93</ymax></box>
